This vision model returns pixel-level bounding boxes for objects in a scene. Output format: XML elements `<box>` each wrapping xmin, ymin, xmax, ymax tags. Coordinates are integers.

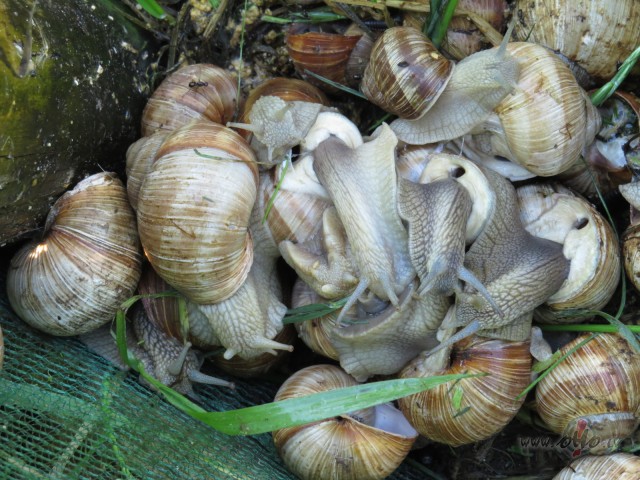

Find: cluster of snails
<box><xmin>5</xmin><ymin>0</ymin><xmax>640</xmax><ymax>477</ymax></box>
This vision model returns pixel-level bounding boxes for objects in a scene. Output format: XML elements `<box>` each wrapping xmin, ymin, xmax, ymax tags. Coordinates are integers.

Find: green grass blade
<box><xmin>136</xmin><ymin>0</ymin><xmax>174</xmax><ymax>23</ymax></box>
<box><xmin>303</xmin><ymin>69</ymin><xmax>367</xmax><ymax>99</ymax></box>
<box><xmin>591</xmin><ymin>45</ymin><xmax>640</xmax><ymax>107</ymax></box>
<box><xmin>518</xmin><ymin>334</ymin><xmax>597</xmax><ymax>400</ymax></box>
<box><xmin>114</xmin><ymin>295</ymin><xmax>481</xmax><ymax>435</ymax></box>
<box><xmin>262</xmin><ymin>157</ymin><xmax>290</xmax><ymax>223</ymax></box>
<box><xmin>191</xmin><ymin>373</ymin><xmax>482</xmax><ymax>435</ymax></box>
<box><xmin>283</xmin><ymin>297</ymin><xmax>348</xmax><ymax>324</ymax></box>
<box><xmin>430</xmin><ymin>0</ymin><xmax>459</xmax><ymax>48</ymax></box>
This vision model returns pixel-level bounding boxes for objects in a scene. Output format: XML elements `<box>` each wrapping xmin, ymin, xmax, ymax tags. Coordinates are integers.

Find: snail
<box><xmin>516</xmin><ymin>183</ymin><xmax>620</xmax><ymax>322</ymax></box>
<box><xmin>272</xmin><ymin>364</ymin><xmax>418</xmax><ymax>480</ymax></box>
<box><xmin>140</xmin><ymin>63</ymin><xmax>238</xmax><ymax>136</ymax></box>
<box><xmin>397</xmin><ymin>176</ymin><xmax>498</xmax><ymax>311</ymax></box>
<box><xmin>331</xmin><ymin>281</ymin><xmax>448</xmax><ymax>381</ymax></box>
<box><xmin>312</xmin><ymin>123</ymin><xmax>414</xmax><ymax>322</ymax></box>
<box><xmin>136</xmin><ymin>120</ymin><xmax>258</xmax><ymax>305</ymax></box>
<box><xmin>80</xmin><ymin>305</ymin><xmax>234</xmax><ymax>400</ymax></box>
<box><xmin>456</xmin><ymin>41</ymin><xmax>600</xmax><ymax>177</ymax></box>
<box><xmin>535</xmin><ymin>333</ymin><xmax>640</xmax><ymax>455</ymax></box>
<box><xmin>227</xmin><ymin>95</ymin><xmax>326</xmax><ymax>165</ymax></box>
<box><xmin>553</xmin><ymin>453</ymin><xmax>640</xmax><ymax>480</ymax></box>
<box><xmin>285</xmin><ymin>23</ymin><xmax>368</xmax><ymax>93</ymax></box>
<box><xmin>125</xmin><ymin>131</ymin><xmax>169</xmax><ymax>211</ymax></box>
<box><xmin>398</xmin><ymin>334</ymin><xmax>532</xmax><ymax>446</ymax></box>
<box><xmin>391</xmin><ymin>21</ymin><xmax>519</xmax><ymax>145</ymax></box>
<box><xmin>419</xmin><ymin>155</ymin><xmax>569</xmax><ymax>351</ymax></box>
<box><xmin>7</xmin><ymin>172</ymin><xmax>142</xmax><ymax>336</ymax></box>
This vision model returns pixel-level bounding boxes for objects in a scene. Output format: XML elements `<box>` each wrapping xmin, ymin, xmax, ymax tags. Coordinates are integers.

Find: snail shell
<box><xmin>460</xmin><ymin>42</ymin><xmax>600</xmax><ymax>177</ymax></box>
<box><xmin>7</xmin><ymin>172</ymin><xmax>142</xmax><ymax>336</ymax></box>
<box><xmin>285</xmin><ymin>24</ymin><xmax>363</xmax><ymax>93</ymax></box>
<box><xmin>136</xmin><ymin>120</ymin><xmax>258</xmax><ymax>304</ymax></box>
<box><xmin>125</xmin><ymin>131</ymin><xmax>169</xmax><ymax>211</ymax></box>
<box><xmin>553</xmin><ymin>453</ymin><xmax>640</xmax><ymax>480</ymax></box>
<box><xmin>272</xmin><ymin>364</ymin><xmax>418</xmax><ymax>480</ymax></box>
<box><xmin>399</xmin><ymin>335</ymin><xmax>531</xmax><ymax>446</ymax></box>
<box><xmin>141</xmin><ymin>63</ymin><xmax>237</xmax><ymax>136</ymax></box>
<box><xmin>514</xmin><ymin>0</ymin><xmax>640</xmax><ymax>82</ymax></box>
<box><xmin>516</xmin><ymin>183</ymin><xmax>620</xmax><ymax>322</ymax></box>
<box><xmin>536</xmin><ymin>333</ymin><xmax>640</xmax><ymax>455</ymax></box>
<box><xmin>361</xmin><ymin>26</ymin><xmax>454</xmax><ymax>120</ymax></box>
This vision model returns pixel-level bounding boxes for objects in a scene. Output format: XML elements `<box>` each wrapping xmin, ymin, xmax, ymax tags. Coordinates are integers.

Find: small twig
<box><xmin>204</xmin><ymin>0</ymin><xmax>232</xmax><ymax>40</ymax></box>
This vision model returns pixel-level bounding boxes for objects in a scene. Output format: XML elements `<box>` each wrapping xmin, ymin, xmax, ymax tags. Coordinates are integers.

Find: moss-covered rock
<box><xmin>0</xmin><ymin>0</ymin><xmax>155</xmax><ymax>245</ymax></box>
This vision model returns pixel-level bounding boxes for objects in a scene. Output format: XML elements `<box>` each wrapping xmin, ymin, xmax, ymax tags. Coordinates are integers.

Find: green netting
<box><xmin>0</xmin><ymin>280</ymin><xmax>429</xmax><ymax>479</ymax></box>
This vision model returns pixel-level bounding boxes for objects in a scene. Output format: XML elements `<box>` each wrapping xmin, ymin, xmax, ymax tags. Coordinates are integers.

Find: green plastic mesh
<box><xmin>0</xmin><ymin>282</ymin><xmax>429</xmax><ymax>479</ymax></box>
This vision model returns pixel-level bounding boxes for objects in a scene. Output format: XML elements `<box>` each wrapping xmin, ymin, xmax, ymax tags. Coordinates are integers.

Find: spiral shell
<box><xmin>485</xmin><ymin>42</ymin><xmax>600</xmax><ymax>177</ymax></box>
<box><xmin>536</xmin><ymin>333</ymin><xmax>640</xmax><ymax>455</ymax></box>
<box><xmin>7</xmin><ymin>173</ymin><xmax>142</xmax><ymax>336</ymax></box>
<box><xmin>516</xmin><ymin>183</ymin><xmax>620</xmax><ymax>322</ymax></box>
<box><xmin>553</xmin><ymin>453</ymin><xmax>640</xmax><ymax>480</ymax></box>
<box><xmin>125</xmin><ymin>131</ymin><xmax>169</xmax><ymax>210</ymax></box>
<box><xmin>136</xmin><ymin>120</ymin><xmax>258</xmax><ymax>304</ymax></box>
<box><xmin>399</xmin><ymin>336</ymin><xmax>531</xmax><ymax>446</ymax></box>
<box><xmin>361</xmin><ymin>26</ymin><xmax>454</xmax><ymax>119</ymax></box>
<box><xmin>141</xmin><ymin>64</ymin><xmax>237</xmax><ymax>136</ymax></box>
<box><xmin>514</xmin><ymin>0</ymin><xmax>640</xmax><ymax>82</ymax></box>
<box><xmin>286</xmin><ymin>24</ymin><xmax>363</xmax><ymax>93</ymax></box>
<box><xmin>273</xmin><ymin>364</ymin><xmax>417</xmax><ymax>480</ymax></box>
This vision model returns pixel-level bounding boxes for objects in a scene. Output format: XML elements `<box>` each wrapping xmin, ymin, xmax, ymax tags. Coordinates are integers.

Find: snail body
<box><xmin>391</xmin><ymin>22</ymin><xmax>520</xmax><ymax>144</ymax></box>
<box><xmin>312</xmin><ymin>124</ymin><xmax>414</xmax><ymax>320</ymax></box>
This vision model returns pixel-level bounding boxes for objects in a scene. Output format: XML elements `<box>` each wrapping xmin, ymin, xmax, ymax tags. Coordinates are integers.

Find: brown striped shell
<box><xmin>535</xmin><ymin>333</ymin><xmax>640</xmax><ymax>455</ymax></box>
<box><xmin>136</xmin><ymin>120</ymin><xmax>258</xmax><ymax>304</ymax></box>
<box><xmin>141</xmin><ymin>64</ymin><xmax>238</xmax><ymax>136</ymax></box>
<box><xmin>285</xmin><ymin>24</ymin><xmax>363</xmax><ymax>93</ymax></box>
<box><xmin>272</xmin><ymin>364</ymin><xmax>417</xmax><ymax>480</ymax></box>
<box><xmin>553</xmin><ymin>453</ymin><xmax>640</xmax><ymax>480</ymax></box>
<box><xmin>7</xmin><ymin>173</ymin><xmax>142</xmax><ymax>336</ymax></box>
<box><xmin>361</xmin><ymin>26</ymin><xmax>454</xmax><ymax>120</ymax></box>
<box><xmin>398</xmin><ymin>335</ymin><xmax>531</xmax><ymax>446</ymax></box>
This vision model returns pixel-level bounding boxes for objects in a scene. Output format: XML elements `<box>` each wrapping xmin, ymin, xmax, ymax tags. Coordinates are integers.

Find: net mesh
<box><xmin>0</xmin><ymin>276</ymin><xmax>428</xmax><ymax>480</ymax></box>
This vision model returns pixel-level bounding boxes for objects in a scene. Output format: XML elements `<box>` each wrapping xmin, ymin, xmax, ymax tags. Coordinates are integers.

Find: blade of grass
<box><xmin>136</xmin><ymin>0</ymin><xmax>175</xmax><ymax>24</ymax></box>
<box><xmin>591</xmin><ymin>45</ymin><xmax>640</xmax><ymax>107</ymax></box>
<box><xmin>115</xmin><ymin>297</ymin><xmax>482</xmax><ymax>435</ymax></box>
<box><xmin>430</xmin><ymin>0</ymin><xmax>459</xmax><ymax>48</ymax></box>
<box><xmin>518</xmin><ymin>333</ymin><xmax>597</xmax><ymax>400</ymax></box>
<box><xmin>424</xmin><ymin>0</ymin><xmax>443</xmax><ymax>36</ymax></box>
<box><xmin>283</xmin><ymin>297</ymin><xmax>348</xmax><ymax>324</ymax></box>
<box><xmin>302</xmin><ymin>69</ymin><xmax>367</xmax><ymax>99</ymax></box>
<box><xmin>262</xmin><ymin>156</ymin><xmax>290</xmax><ymax>223</ymax></box>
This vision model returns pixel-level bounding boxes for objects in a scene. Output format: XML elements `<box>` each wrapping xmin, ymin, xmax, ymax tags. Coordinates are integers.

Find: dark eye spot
<box><xmin>574</xmin><ymin>218</ymin><xmax>588</xmax><ymax>230</ymax></box>
<box><xmin>397</xmin><ymin>61</ymin><xmax>409</xmax><ymax>68</ymax></box>
<box><xmin>450</xmin><ymin>167</ymin><xmax>465</xmax><ymax>178</ymax></box>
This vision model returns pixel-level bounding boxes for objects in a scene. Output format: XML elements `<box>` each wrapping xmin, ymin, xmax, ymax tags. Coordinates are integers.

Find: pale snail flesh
<box><xmin>272</xmin><ymin>364</ymin><xmax>418</xmax><ymax>480</ymax></box>
<box><xmin>7</xmin><ymin>172</ymin><xmax>142</xmax><ymax>336</ymax></box>
<box><xmin>227</xmin><ymin>96</ymin><xmax>325</xmax><ymax>165</ymax></box>
<box><xmin>330</xmin><ymin>281</ymin><xmax>449</xmax><ymax>382</ymax></box>
<box><xmin>418</xmin><ymin>154</ymin><xmax>569</xmax><ymax>352</ymax></box>
<box><xmin>186</xmin><ymin>248</ymin><xmax>293</xmax><ymax>360</ymax></box>
<box><xmin>80</xmin><ymin>306</ymin><xmax>234</xmax><ymax>400</ymax></box>
<box><xmin>312</xmin><ymin>123</ymin><xmax>414</xmax><ymax>323</ymax></box>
